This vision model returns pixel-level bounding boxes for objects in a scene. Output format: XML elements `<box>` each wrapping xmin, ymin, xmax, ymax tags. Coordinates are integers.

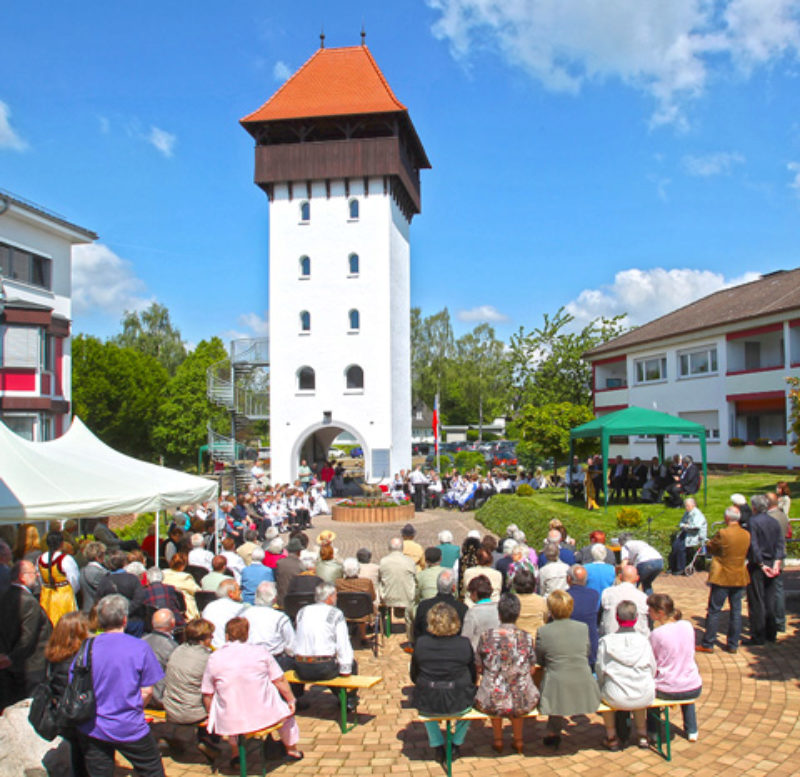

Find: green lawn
<box><xmin>474</xmin><ymin>471</ymin><xmax>798</xmax><ymax>559</ymax></box>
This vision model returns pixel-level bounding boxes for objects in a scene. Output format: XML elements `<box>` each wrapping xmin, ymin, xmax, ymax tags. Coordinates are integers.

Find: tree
<box><xmin>507</xmin><ymin>307</ymin><xmax>627</xmax><ymax>410</ymax></box>
<box><xmin>411</xmin><ymin>307</ymin><xmax>454</xmax><ymax>408</ymax></box>
<box><xmin>788</xmin><ymin>377</ymin><xmax>800</xmax><ymax>455</ymax></box>
<box><xmin>72</xmin><ymin>334</ymin><xmax>167</xmax><ymax>459</ymax></box>
<box><xmin>113</xmin><ymin>302</ymin><xmax>187</xmax><ymax>375</ymax></box>
<box><xmin>152</xmin><ymin>338</ymin><xmax>229</xmax><ymax>467</ymax></box>
<box><xmin>515</xmin><ymin>401</ymin><xmax>595</xmax><ymax>474</ymax></box>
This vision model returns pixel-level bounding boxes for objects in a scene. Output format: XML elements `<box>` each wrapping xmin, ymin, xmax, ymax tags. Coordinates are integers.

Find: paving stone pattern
<box><xmin>116</xmin><ymin>508</ymin><xmax>800</xmax><ymax>776</ymax></box>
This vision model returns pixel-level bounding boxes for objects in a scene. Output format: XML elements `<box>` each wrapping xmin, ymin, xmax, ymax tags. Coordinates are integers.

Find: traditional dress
<box><xmin>38</xmin><ymin>551</ymin><xmax>78</xmax><ymax>625</ymax></box>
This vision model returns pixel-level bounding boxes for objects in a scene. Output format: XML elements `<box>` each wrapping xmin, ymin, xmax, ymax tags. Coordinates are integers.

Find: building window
<box><xmin>299</xmin><ymin>311</ymin><xmax>311</xmax><ymax>332</ymax></box>
<box><xmin>679</xmin><ymin>410</ymin><xmax>720</xmax><ymax>441</ymax></box>
<box><xmin>348</xmin><ymin>309</ymin><xmax>360</xmax><ymax>331</ymax></box>
<box><xmin>678</xmin><ymin>346</ymin><xmax>717</xmax><ymax>378</ymax></box>
<box><xmin>348</xmin><ymin>199</ymin><xmax>359</xmax><ymax>220</ymax></box>
<box><xmin>2</xmin><ymin>414</ymin><xmax>36</xmax><ymax>440</ymax></box>
<box><xmin>634</xmin><ymin>355</ymin><xmax>667</xmax><ymax>384</ymax></box>
<box><xmin>348</xmin><ymin>253</ymin><xmax>359</xmax><ymax>275</ymax></box>
<box><xmin>297</xmin><ymin>366</ymin><xmax>315</xmax><ymax>391</ymax></box>
<box><xmin>299</xmin><ymin>201</ymin><xmax>310</xmax><ymax>222</ymax></box>
<box><xmin>299</xmin><ymin>255</ymin><xmax>310</xmax><ymax>278</ymax></box>
<box><xmin>41</xmin><ymin>333</ymin><xmax>54</xmax><ymax>372</ymax></box>
<box><xmin>346</xmin><ymin>365</ymin><xmax>364</xmax><ymax>390</ymax></box>
<box><xmin>2</xmin><ymin>326</ymin><xmax>40</xmax><ymax>368</ymax></box>
<box><xmin>0</xmin><ymin>241</ymin><xmax>52</xmax><ymax>290</ymax></box>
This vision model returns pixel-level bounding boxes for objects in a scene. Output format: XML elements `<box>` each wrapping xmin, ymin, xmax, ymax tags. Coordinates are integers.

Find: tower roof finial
<box><xmin>320</xmin><ymin>26</ymin><xmax>325</xmax><ymax>49</ymax></box>
<box><xmin>361</xmin><ymin>23</ymin><xmax>366</xmax><ymax>46</ymax></box>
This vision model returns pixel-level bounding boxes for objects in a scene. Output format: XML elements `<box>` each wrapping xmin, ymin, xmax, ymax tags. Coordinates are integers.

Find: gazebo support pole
<box><xmin>154</xmin><ymin>511</ymin><xmax>160</xmax><ymax>568</ymax></box>
<box><xmin>567</xmin><ymin>438</ymin><xmax>574</xmax><ymax>502</ymax></box>
<box><xmin>602</xmin><ymin>431</ymin><xmax>609</xmax><ymax>512</ymax></box>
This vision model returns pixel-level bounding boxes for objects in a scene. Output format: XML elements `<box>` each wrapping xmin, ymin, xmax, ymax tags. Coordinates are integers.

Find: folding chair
<box><xmin>337</xmin><ymin>591</ymin><xmax>380</xmax><ymax>657</ymax></box>
<box><xmin>283</xmin><ymin>591</ymin><xmax>316</xmax><ymax>623</ymax></box>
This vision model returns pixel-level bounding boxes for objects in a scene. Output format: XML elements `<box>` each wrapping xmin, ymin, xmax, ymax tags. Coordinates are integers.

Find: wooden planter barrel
<box><xmin>332</xmin><ymin>502</ymin><xmax>415</xmax><ymax>524</ymax></box>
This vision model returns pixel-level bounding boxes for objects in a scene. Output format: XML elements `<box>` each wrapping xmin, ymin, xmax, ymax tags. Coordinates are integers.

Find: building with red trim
<box><xmin>584</xmin><ymin>268</ymin><xmax>800</xmax><ymax>469</ymax></box>
<box><xmin>0</xmin><ymin>190</ymin><xmax>96</xmax><ymax>440</ymax></box>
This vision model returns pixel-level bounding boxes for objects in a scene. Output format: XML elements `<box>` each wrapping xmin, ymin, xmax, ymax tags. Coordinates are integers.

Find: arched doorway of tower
<box><xmin>290</xmin><ymin>419</ymin><xmax>370</xmax><ymax>486</ymax></box>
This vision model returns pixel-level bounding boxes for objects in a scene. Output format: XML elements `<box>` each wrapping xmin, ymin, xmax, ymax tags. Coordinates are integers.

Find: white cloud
<box><xmin>273</xmin><ymin>60</ymin><xmax>292</xmax><ymax>82</ymax></box>
<box><xmin>426</xmin><ymin>0</ymin><xmax>800</xmax><ymax>127</ymax></box>
<box><xmin>219</xmin><ymin>311</ymin><xmax>269</xmax><ymax>342</ymax></box>
<box><xmin>564</xmin><ymin>267</ymin><xmax>761</xmax><ymax>328</ymax></box>
<box><xmin>683</xmin><ymin>151</ymin><xmax>745</xmax><ymax>176</ymax></box>
<box><xmin>788</xmin><ymin>161</ymin><xmax>800</xmax><ymax>191</ymax></box>
<box><xmin>146</xmin><ymin>126</ymin><xmax>176</xmax><ymax>158</ymax></box>
<box><xmin>457</xmin><ymin>304</ymin><xmax>510</xmax><ymax>323</ymax></box>
<box><xmin>72</xmin><ymin>243</ymin><xmax>152</xmax><ymax>316</ymax></box>
<box><xmin>0</xmin><ymin>100</ymin><xmax>28</xmax><ymax>151</ymax></box>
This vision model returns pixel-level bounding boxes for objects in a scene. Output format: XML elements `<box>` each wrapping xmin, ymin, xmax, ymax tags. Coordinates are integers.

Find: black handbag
<box><xmin>57</xmin><ymin>638</ymin><xmax>96</xmax><ymax>726</ymax></box>
<box><xmin>28</xmin><ymin>664</ymin><xmax>60</xmax><ymax>741</ymax></box>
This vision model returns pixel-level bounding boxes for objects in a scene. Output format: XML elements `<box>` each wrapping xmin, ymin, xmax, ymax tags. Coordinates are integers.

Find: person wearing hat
<box><xmin>316</xmin><ymin>530</ymin><xmax>336</xmax><ymax>548</ymax></box>
<box><xmin>275</xmin><ymin>537</ymin><xmax>305</xmax><ymax>608</ymax></box>
<box><xmin>402</xmin><ymin>524</ymin><xmax>425</xmax><ymax>570</ymax></box>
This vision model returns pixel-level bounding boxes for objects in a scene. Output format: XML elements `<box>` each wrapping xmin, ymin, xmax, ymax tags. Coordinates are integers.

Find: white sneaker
<box><xmin>688</xmin><ymin>732</ymin><xmax>698</xmax><ymax>742</ymax></box>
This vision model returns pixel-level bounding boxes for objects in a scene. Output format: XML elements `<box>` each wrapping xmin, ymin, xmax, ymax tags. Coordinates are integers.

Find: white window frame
<box><xmin>633</xmin><ymin>354</ymin><xmax>667</xmax><ymax>384</ymax></box>
<box><xmin>677</xmin><ymin>345</ymin><xmax>718</xmax><ymax>379</ymax></box>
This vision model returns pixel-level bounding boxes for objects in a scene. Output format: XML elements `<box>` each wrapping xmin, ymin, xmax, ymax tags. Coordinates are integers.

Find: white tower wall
<box><xmin>268</xmin><ymin>176</ymin><xmax>412</xmax><ymax>483</ymax></box>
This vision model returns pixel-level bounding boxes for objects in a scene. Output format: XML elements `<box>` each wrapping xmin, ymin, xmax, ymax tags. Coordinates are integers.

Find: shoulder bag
<box><xmin>28</xmin><ymin>664</ymin><xmax>60</xmax><ymax>741</ymax></box>
<box><xmin>56</xmin><ymin>638</ymin><xmax>96</xmax><ymax>726</ymax></box>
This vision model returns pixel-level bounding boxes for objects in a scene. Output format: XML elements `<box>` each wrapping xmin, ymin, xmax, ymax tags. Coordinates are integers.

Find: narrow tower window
<box><xmin>299</xmin><ymin>255</ymin><xmax>310</xmax><ymax>278</ymax></box>
<box><xmin>348</xmin><ymin>253</ymin><xmax>359</xmax><ymax>275</ymax></box>
<box><xmin>348</xmin><ymin>309</ymin><xmax>360</xmax><ymax>331</ymax></box>
<box><xmin>299</xmin><ymin>310</ymin><xmax>311</xmax><ymax>332</ymax></box>
<box><xmin>298</xmin><ymin>366</ymin><xmax>315</xmax><ymax>391</ymax></box>
<box><xmin>348</xmin><ymin>199</ymin><xmax>359</xmax><ymax>220</ymax></box>
<box><xmin>300</xmin><ymin>201</ymin><xmax>310</xmax><ymax>222</ymax></box>
<box><xmin>346</xmin><ymin>365</ymin><xmax>364</xmax><ymax>390</ymax></box>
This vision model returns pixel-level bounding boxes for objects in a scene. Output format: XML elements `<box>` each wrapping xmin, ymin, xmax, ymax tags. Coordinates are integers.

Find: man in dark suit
<box><xmin>628</xmin><ymin>457</ymin><xmax>648</xmax><ymax>502</ymax></box>
<box><xmin>566</xmin><ymin>565</ymin><xmax>600</xmax><ymax>669</ymax></box>
<box><xmin>275</xmin><ymin>537</ymin><xmax>305</xmax><ymax>607</ymax></box>
<box><xmin>0</xmin><ymin>561</ymin><xmax>53</xmax><ymax>711</ymax></box>
<box><xmin>745</xmin><ymin>494</ymin><xmax>785</xmax><ymax>645</ymax></box>
<box><xmin>608</xmin><ymin>455</ymin><xmax>630</xmax><ymax>503</ymax></box>
<box><xmin>413</xmin><ymin>568</ymin><xmax>467</xmax><ymax>641</ymax></box>
<box><xmin>697</xmin><ymin>505</ymin><xmax>750</xmax><ymax>653</ymax></box>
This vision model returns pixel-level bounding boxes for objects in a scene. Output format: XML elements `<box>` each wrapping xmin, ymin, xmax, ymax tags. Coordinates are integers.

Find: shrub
<box><xmin>516</xmin><ymin>483</ymin><xmax>535</xmax><ymax>497</ymax></box>
<box><xmin>117</xmin><ymin>512</ymin><xmax>164</xmax><ymax>542</ymax></box>
<box><xmin>454</xmin><ymin>450</ymin><xmax>486</xmax><ymax>473</ymax></box>
<box><xmin>616</xmin><ymin>507</ymin><xmax>643</xmax><ymax>529</ymax></box>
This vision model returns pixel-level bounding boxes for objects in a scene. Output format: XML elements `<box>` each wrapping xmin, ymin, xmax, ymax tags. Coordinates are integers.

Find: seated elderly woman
<box><xmin>162</xmin><ymin>618</ymin><xmax>221</xmax><ymax>762</ymax></box>
<box><xmin>511</xmin><ymin>568</ymin><xmax>547</xmax><ymax>641</ymax></box>
<box><xmin>162</xmin><ymin>552</ymin><xmax>200</xmax><ymax>618</ymax></box>
<box><xmin>316</xmin><ymin>543</ymin><xmax>344</xmax><ymax>583</ymax></box>
<box><xmin>411</xmin><ymin>602</ymin><xmax>477</xmax><ymax>764</ymax></box>
<box><xmin>595</xmin><ymin>600</ymin><xmax>657</xmax><ymax>750</ymax></box>
<box><xmin>474</xmin><ymin>593</ymin><xmax>539</xmax><ymax>754</ymax></box>
<box><xmin>335</xmin><ymin>557</ymin><xmax>376</xmax><ymax>645</ymax></box>
<box><xmin>536</xmin><ymin>589</ymin><xmax>601</xmax><ymax>748</ymax></box>
<box><xmin>201</xmin><ymin>616</ymin><xmax>303</xmax><ymax>768</ymax></box>
<box><xmin>462</xmin><ymin>574</ymin><xmax>500</xmax><ymax>652</ymax></box>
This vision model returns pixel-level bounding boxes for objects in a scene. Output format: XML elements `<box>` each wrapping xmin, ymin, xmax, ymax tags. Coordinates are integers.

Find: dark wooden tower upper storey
<box><xmin>240</xmin><ymin>44</ymin><xmax>430</xmax><ymax>221</ymax></box>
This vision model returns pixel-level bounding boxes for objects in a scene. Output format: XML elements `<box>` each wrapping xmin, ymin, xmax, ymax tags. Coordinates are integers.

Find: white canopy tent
<box><xmin>0</xmin><ymin>417</ymin><xmax>218</xmax><ymax>560</ymax></box>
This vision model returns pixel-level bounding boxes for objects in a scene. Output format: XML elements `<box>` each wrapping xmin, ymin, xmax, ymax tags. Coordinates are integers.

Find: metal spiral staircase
<box><xmin>207</xmin><ymin>337</ymin><xmax>269</xmax><ymax>492</ymax></box>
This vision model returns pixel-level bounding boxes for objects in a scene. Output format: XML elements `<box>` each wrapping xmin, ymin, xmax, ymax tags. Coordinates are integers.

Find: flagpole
<box><xmin>434</xmin><ymin>392</ymin><xmax>440</xmax><ymax>474</ymax></box>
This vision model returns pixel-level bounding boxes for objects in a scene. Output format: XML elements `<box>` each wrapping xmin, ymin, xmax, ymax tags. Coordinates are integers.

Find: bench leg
<box><xmin>651</xmin><ymin>707</ymin><xmax>672</xmax><ymax>761</ymax></box>
<box><xmin>338</xmin><ymin>687</ymin><xmax>357</xmax><ymax>734</ymax></box>
<box><xmin>237</xmin><ymin>735</ymin><xmax>247</xmax><ymax>777</ymax></box>
<box><xmin>445</xmin><ymin>720</ymin><xmax>453</xmax><ymax>777</ymax></box>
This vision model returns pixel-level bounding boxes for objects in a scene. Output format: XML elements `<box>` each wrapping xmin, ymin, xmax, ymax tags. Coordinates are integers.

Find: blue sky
<box><xmin>3</xmin><ymin>0</ymin><xmax>800</xmax><ymax>346</ymax></box>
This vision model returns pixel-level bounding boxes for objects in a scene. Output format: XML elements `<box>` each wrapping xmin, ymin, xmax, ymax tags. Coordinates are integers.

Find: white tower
<box><xmin>241</xmin><ymin>42</ymin><xmax>430</xmax><ymax>483</ymax></box>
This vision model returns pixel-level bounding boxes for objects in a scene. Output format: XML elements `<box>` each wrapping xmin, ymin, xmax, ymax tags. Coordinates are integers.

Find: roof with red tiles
<box><xmin>241</xmin><ymin>45</ymin><xmax>407</xmax><ymax>124</ymax></box>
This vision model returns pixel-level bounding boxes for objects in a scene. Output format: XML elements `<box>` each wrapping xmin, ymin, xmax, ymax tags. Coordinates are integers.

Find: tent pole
<box><xmin>154</xmin><ymin>511</ymin><xmax>159</xmax><ymax>568</ymax></box>
<box><xmin>214</xmin><ymin>502</ymin><xmax>220</xmax><ymax>556</ymax></box>
<box><xmin>700</xmin><ymin>432</ymin><xmax>708</xmax><ymax>508</ymax></box>
<box><xmin>602</xmin><ymin>431</ymin><xmax>608</xmax><ymax>512</ymax></box>
<box><xmin>567</xmin><ymin>438</ymin><xmax>574</xmax><ymax>502</ymax></box>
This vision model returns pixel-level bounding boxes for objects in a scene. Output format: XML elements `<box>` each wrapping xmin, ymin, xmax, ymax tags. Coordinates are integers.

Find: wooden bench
<box><xmin>283</xmin><ymin>669</ymin><xmax>382</xmax><ymax>733</ymax></box>
<box><xmin>236</xmin><ymin>721</ymin><xmax>285</xmax><ymax>777</ymax></box>
<box><xmin>415</xmin><ymin>698</ymin><xmax>692</xmax><ymax>776</ymax></box>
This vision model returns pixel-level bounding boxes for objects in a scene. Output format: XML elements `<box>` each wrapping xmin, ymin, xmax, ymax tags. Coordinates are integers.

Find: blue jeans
<box><xmin>637</xmin><ymin>559</ymin><xmax>663</xmax><ymax>596</ymax></box>
<box><xmin>648</xmin><ymin>687</ymin><xmax>701</xmax><ymax>737</ymax></box>
<box><xmin>701</xmin><ymin>584</ymin><xmax>745</xmax><ymax>649</ymax></box>
<box><xmin>423</xmin><ymin>717</ymin><xmax>470</xmax><ymax>747</ymax></box>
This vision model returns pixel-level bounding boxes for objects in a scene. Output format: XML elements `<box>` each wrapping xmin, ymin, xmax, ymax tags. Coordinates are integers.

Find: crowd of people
<box><xmin>0</xmin><ymin>479</ymin><xmax>792</xmax><ymax>774</ymax></box>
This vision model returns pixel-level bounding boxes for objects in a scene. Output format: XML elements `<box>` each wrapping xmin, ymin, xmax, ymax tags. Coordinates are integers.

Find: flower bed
<box><xmin>332</xmin><ymin>499</ymin><xmax>416</xmax><ymax>524</ymax></box>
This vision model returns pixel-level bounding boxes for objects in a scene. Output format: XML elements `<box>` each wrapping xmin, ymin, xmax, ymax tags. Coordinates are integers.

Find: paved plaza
<box><xmin>124</xmin><ymin>509</ymin><xmax>800</xmax><ymax>777</ymax></box>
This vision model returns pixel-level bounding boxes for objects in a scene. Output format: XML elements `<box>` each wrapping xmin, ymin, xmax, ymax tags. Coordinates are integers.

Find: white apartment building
<box><xmin>0</xmin><ymin>190</ymin><xmax>96</xmax><ymax>440</ymax></box>
<box><xmin>585</xmin><ymin>268</ymin><xmax>800</xmax><ymax>469</ymax></box>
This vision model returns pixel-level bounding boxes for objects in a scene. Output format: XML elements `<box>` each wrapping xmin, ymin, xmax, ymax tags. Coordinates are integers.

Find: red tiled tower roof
<box><xmin>241</xmin><ymin>45</ymin><xmax>407</xmax><ymax>124</ymax></box>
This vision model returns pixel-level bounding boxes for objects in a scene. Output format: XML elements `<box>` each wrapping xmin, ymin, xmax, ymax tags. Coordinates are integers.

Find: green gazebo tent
<box><xmin>569</xmin><ymin>406</ymin><xmax>707</xmax><ymax>510</ymax></box>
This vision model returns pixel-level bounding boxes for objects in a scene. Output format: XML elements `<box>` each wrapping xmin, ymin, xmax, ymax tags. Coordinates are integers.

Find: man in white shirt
<box><xmin>408</xmin><ymin>465</ymin><xmax>429</xmax><ymax>512</ymax></box>
<box><xmin>600</xmin><ymin>565</ymin><xmax>650</xmax><ymax>637</ymax></box>
<box><xmin>201</xmin><ymin>579</ymin><xmax>248</xmax><ymax>648</ymax></box>
<box><xmin>220</xmin><ymin>537</ymin><xmax>245</xmax><ymax>583</ymax></box>
<box><xmin>293</xmin><ymin>582</ymin><xmax>359</xmax><ymax>711</ymax></box>
<box><xmin>188</xmin><ymin>533</ymin><xmax>214</xmax><ymax>572</ymax></box>
<box><xmin>244</xmin><ymin>582</ymin><xmax>295</xmax><ymax>663</ymax></box>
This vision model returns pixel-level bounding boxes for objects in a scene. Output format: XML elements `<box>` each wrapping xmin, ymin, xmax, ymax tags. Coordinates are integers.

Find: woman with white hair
<box><xmin>334</xmin><ymin>557</ymin><xmax>376</xmax><ymax>644</ymax></box>
<box><xmin>437</xmin><ymin>530</ymin><xmax>460</xmax><ymax>568</ymax></box>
